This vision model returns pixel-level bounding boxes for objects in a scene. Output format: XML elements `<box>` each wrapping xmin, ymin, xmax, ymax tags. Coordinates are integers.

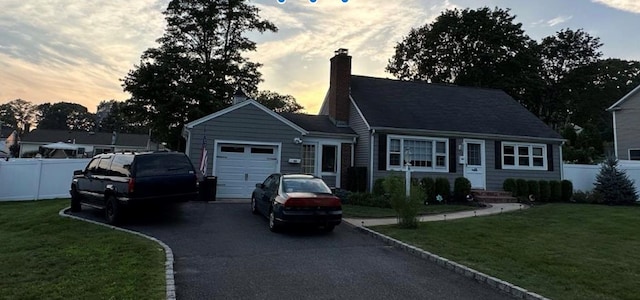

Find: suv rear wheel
<box><xmin>70</xmin><ymin>187</ymin><xmax>82</xmax><ymax>212</ymax></box>
<box><xmin>105</xmin><ymin>196</ymin><xmax>122</xmax><ymax>225</ymax></box>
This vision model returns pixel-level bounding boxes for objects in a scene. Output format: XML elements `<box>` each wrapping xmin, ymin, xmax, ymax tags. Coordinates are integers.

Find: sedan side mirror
<box><xmin>255</xmin><ymin>183</ymin><xmax>264</xmax><ymax>189</ymax></box>
<box><xmin>73</xmin><ymin>170</ymin><xmax>83</xmax><ymax>176</ymax></box>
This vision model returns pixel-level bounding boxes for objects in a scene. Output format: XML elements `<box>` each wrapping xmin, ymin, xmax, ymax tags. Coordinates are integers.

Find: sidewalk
<box><xmin>343</xmin><ymin>202</ymin><xmax>529</xmax><ymax>227</ymax></box>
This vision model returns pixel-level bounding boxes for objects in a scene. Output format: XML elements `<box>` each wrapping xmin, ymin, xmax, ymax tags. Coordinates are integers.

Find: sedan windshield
<box><xmin>282</xmin><ymin>178</ymin><xmax>332</xmax><ymax>194</ymax></box>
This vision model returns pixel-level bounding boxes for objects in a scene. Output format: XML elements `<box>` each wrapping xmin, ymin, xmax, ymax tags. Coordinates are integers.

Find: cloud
<box><xmin>592</xmin><ymin>0</ymin><xmax>640</xmax><ymax>13</ymax></box>
<box><xmin>547</xmin><ymin>15</ymin><xmax>573</xmax><ymax>27</ymax></box>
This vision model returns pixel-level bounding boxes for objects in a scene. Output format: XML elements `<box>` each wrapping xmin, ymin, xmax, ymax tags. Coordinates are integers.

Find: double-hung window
<box><xmin>502</xmin><ymin>142</ymin><xmax>547</xmax><ymax>170</ymax></box>
<box><xmin>387</xmin><ymin>136</ymin><xmax>448</xmax><ymax>171</ymax></box>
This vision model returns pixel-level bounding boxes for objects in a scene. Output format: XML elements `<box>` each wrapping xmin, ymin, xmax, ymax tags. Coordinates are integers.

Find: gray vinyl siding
<box><xmin>187</xmin><ymin>104</ymin><xmax>303</xmax><ymax>176</ymax></box>
<box><xmin>371</xmin><ymin>133</ymin><xmax>562</xmax><ymax>191</ymax></box>
<box><xmin>349</xmin><ymin>102</ymin><xmax>370</xmax><ymax>168</ymax></box>
<box><xmin>614</xmin><ymin>93</ymin><xmax>640</xmax><ymax>159</ymax></box>
<box><xmin>485</xmin><ymin>140</ymin><xmax>562</xmax><ymax>190</ymax></box>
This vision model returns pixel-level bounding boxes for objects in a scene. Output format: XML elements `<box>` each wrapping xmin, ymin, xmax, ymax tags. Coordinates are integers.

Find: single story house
<box><xmin>606</xmin><ymin>84</ymin><xmax>640</xmax><ymax>160</ymax></box>
<box><xmin>183</xmin><ymin>49</ymin><xmax>564</xmax><ymax>198</ymax></box>
<box><xmin>19</xmin><ymin>129</ymin><xmax>158</xmax><ymax>158</ymax></box>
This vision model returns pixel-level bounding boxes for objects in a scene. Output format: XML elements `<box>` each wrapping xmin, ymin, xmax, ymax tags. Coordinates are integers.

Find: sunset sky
<box><xmin>1</xmin><ymin>0</ymin><xmax>639</xmax><ymax>114</ymax></box>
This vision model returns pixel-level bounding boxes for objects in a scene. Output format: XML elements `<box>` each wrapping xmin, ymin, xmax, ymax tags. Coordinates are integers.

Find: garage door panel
<box><xmin>215</xmin><ymin>144</ymin><xmax>279</xmax><ymax>199</ymax></box>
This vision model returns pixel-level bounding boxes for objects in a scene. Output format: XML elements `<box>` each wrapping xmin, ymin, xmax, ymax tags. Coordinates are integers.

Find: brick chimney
<box><xmin>328</xmin><ymin>48</ymin><xmax>351</xmax><ymax>126</ymax></box>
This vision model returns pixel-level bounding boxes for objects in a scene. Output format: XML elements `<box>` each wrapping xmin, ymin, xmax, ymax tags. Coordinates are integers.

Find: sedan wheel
<box><xmin>269</xmin><ymin>209</ymin><xmax>280</xmax><ymax>232</ymax></box>
<box><xmin>251</xmin><ymin>197</ymin><xmax>258</xmax><ymax>215</ymax></box>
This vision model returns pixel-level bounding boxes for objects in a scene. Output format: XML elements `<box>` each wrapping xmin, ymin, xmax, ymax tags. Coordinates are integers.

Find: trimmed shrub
<box><xmin>434</xmin><ymin>177</ymin><xmax>451</xmax><ymax>202</ymax></box>
<box><xmin>347</xmin><ymin>192</ymin><xmax>391</xmax><ymax>208</ymax></box>
<box><xmin>372</xmin><ymin>178</ymin><xmax>385</xmax><ymax>196</ymax></box>
<box><xmin>385</xmin><ymin>175</ymin><xmax>423</xmax><ymax>228</ymax></box>
<box><xmin>420</xmin><ymin>177</ymin><xmax>436</xmax><ymax>204</ymax></box>
<box><xmin>516</xmin><ymin>179</ymin><xmax>529</xmax><ymax>197</ymax></box>
<box><xmin>503</xmin><ymin>178</ymin><xmax>517</xmax><ymax>196</ymax></box>
<box><xmin>453</xmin><ymin>177</ymin><xmax>472</xmax><ymax>202</ymax></box>
<box><xmin>539</xmin><ymin>180</ymin><xmax>551</xmax><ymax>202</ymax></box>
<box><xmin>549</xmin><ymin>180</ymin><xmax>562</xmax><ymax>202</ymax></box>
<box><xmin>527</xmin><ymin>180</ymin><xmax>540</xmax><ymax>201</ymax></box>
<box><xmin>561</xmin><ymin>180</ymin><xmax>573</xmax><ymax>202</ymax></box>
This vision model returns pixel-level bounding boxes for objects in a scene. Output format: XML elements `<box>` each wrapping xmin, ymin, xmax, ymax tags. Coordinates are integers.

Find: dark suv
<box><xmin>70</xmin><ymin>151</ymin><xmax>199</xmax><ymax>224</ymax></box>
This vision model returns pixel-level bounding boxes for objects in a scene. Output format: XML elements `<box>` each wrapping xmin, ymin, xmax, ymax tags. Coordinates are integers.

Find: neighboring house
<box><xmin>606</xmin><ymin>84</ymin><xmax>640</xmax><ymax>160</ymax></box>
<box><xmin>1</xmin><ymin>125</ymin><xmax>15</xmax><ymax>156</ymax></box>
<box><xmin>183</xmin><ymin>48</ymin><xmax>563</xmax><ymax>198</ymax></box>
<box><xmin>19</xmin><ymin>129</ymin><xmax>157</xmax><ymax>158</ymax></box>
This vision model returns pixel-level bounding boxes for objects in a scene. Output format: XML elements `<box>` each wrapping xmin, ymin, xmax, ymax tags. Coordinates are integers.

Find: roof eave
<box><xmin>606</xmin><ymin>84</ymin><xmax>640</xmax><ymax>111</ymax></box>
<box><xmin>305</xmin><ymin>131</ymin><xmax>358</xmax><ymax>139</ymax></box>
<box><xmin>371</xmin><ymin>126</ymin><xmax>566</xmax><ymax>143</ymax></box>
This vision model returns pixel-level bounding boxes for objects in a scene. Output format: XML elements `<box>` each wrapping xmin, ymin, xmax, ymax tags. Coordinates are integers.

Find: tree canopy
<box><xmin>35</xmin><ymin>102</ymin><xmax>95</xmax><ymax>131</ymax></box>
<box><xmin>386</xmin><ymin>6</ymin><xmax>640</xmax><ymax>163</ymax></box>
<box><xmin>254</xmin><ymin>90</ymin><xmax>303</xmax><ymax>113</ymax></box>
<box><xmin>122</xmin><ymin>0</ymin><xmax>278</xmax><ymax>150</ymax></box>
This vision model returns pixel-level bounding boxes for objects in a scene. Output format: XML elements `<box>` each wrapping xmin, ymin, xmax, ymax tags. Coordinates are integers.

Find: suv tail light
<box><xmin>128</xmin><ymin>178</ymin><xmax>135</xmax><ymax>194</ymax></box>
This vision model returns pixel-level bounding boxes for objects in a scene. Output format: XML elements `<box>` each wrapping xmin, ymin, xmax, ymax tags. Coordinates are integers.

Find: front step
<box><xmin>471</xmin><ymin>189</ymin><xmax>518</xmax><ymax>203</ymax></box>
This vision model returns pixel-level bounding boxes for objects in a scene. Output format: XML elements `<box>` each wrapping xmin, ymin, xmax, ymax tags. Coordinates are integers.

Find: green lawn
<box><xmin>342</xmin><ymin>204</ymin><xmax>476</xmax><ymax>218</ymax></box>
<box><xmin>373</xmin><ymin>203</ymin><xmax>640</xmax><ymax>300</ymax></box>
<box><xmin>0</xmin><ymin>199</ymin><xmax>165</xmax><ymax>300</ymax></box>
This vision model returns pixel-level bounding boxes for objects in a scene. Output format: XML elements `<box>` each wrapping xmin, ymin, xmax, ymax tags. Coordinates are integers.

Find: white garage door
<box><xmin>215</xmin><ymin>144</ymin><xmax>279</xmax><ymax>198</ymax></box>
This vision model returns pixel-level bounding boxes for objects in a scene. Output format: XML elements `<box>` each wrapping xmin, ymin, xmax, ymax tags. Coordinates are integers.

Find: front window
<box><xmin>502</xmin><ymin>142</ymin><xmax>547</xmax><ymax>170</ymax></box>
<box><xmin>387</xmin><ymin>136</ymin><xmax>448</xmax><ymax>171</ymax></box>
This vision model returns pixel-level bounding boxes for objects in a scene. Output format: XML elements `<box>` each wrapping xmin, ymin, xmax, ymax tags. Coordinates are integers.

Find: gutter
<box><xmin>371</xmin><ymin>127</ymin><xmax>566</xmax><ymax>143</ymax></box>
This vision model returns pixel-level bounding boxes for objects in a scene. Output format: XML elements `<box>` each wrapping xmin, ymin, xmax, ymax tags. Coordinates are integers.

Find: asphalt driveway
<box><xmin>71</xmin><ymin>201</ymin><xmax>514</xmax><ymax>300</ymax></box>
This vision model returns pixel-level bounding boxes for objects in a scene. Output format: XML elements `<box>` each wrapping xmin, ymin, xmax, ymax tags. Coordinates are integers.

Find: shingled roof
<box><xmin>350</xmin><ymin>75</ymin><xmax>562</xmax><ymax>140</ymax></box>
<box><xmin>280</xmin><ymin>113</ymin><xmax>356</xmax><ymax>136</ymax></box>
<box><xmin>1</xmin><ymin>125</ymin><xmax>14</xmax><ymax>139</ymax></box>
<box><xmin>21</xmin><ymin>129</ymin><xmax>151</xmax><ymax>147</ymax></box>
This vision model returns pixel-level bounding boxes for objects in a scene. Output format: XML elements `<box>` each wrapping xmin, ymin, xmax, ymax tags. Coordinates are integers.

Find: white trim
<box><xmin>185</xmin><ymin>99</ymin><xmax>308</xmax><ymax>135</ymax></box>
<box><xmin>629</xmin><ymin>149</ymin><xmax>640</xmax><ymax>161</ymax></box>
<box><xmin>318</xmin><ymin>89</ymin><xmax>330</xmax><ymax>115</ymax></box>
<box><xmin>607</xmin><ymin>84</ymin><xmax>640</xmax><ymax>111</ymax></box>
<box><xmin>372</xmin><ymin>126</ymin><xmax>565</xmax><ymax>143</ymax></box>
<box><xmin>212</xmin><ymin>139</ymin><xmax>282</xmax><ymax>176</ymax></box>
<box><xmin>185</xmin><ymin>128</ymin><xmax>192</xmax><ymax>158</ymax></box>
<box><xmin>350</xmin><ymin>96</ymin><xmax>371</xmax><ymax>130</ymax></box>
<box><xmin>559</xmin><ymin>142</ymin><xmax>564</xmax><ymax>179</ymax></box>
<box><xmin>301</xmin><ymin>137</ymin><xmax>344</xmax><ymax>188</ymax></box>
<box><xmin>501</xmin><ymin>142</ymin><xmax>547</xmax><ymax>171</ymax></box>
<box><xmin>613</xmin><ymin>110</ymin><xmax>618</xmax><ymax>158</ymax></box>
<box><xmin>386</xmin><ymin>134</ymin><xmax>449</xmax><ymax>173</ymax></box>
<box><xmin>463</xmin><ymin>139</ymin><xmax>486</xmax><ymax>190</ymax></box>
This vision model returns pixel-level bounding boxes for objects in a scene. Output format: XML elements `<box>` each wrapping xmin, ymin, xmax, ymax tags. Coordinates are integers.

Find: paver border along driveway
<box><xmin>65</xmin><ymin>201</ymin><xmax>519</xmax><ymax>300</ymax></box>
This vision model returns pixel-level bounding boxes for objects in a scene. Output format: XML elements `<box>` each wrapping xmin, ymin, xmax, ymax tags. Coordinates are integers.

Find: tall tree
<box><xmin>386</xmin><ymin>7</ymin><xmax>536</xmax><ymax>88</ymax></box>
<box><xmin>122</xmin><ymin>0</ymin><xmax>277</xmax><ymax>149</ymax></box>
<box><xmin>98</xmin><ymin>100</ymin><xmax>149</xmax><ymax>134</ymax></box>
<box><xmin>0</xmin><ymin>99</ymin><xmax>35</xmax><ymax>133</ymax></box>
<box><xmin>254</xmin><ymin>90</ymin><xmax>303</xmax><ymax>113</ymax></box>
<box><xmin>36</xmin><ymin>102</ymin><xmax>95</xmax><ymax>131</ymax></box>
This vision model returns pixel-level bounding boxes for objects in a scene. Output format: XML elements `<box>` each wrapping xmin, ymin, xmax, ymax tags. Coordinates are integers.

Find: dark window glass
<box><xmin>533</xmin><ymin>157</ymin><xmax>544</xmax><ymax>167</ymax></box>
<box><xmin>467</xmin><ymin>143</ymin><xmax>481</xmax><ymax>166</ymax></box>
<box><xmin>322</xmin><ymin>145</ymin><xmax>337</xmax><ymax>172</ymax></box>
<box><xmin>436</xmin><ymin>156</ymin><xmax>446</xmax><ymax>167</ymax></box>
<box><xmin>519</xmin><ymin>157</ymin><xmax>530</xmax><ymax>166</ymax></box>
<box><xmin>389</xmin><ymin>153</ymin><xmax>401</xmax><ymax>166</ymax></box>
<box><xmin>283</xmin><ymin>178</ymin><xmax>332</xmax><ymax>194</ymax></box>
<box><xmin>96</xmin><ymin>156</ymin><xmax>113</xmax><ymax>175</ymax></box>
<box><xmin>134</xmin><ymin>154</ymin><xmax>195</xmax><ymax>177</ymax></box>
<box><xmin>518</xmin><ymin>147</ymin><xmax>529</xmax><ymax>155</ymax></box>
<box><xmin>630</xmin><ymin>150</ymin><xmax>640</xmax><ymax>160</ymax></box>
<box><xmin>221</xmin><ymin>146</ymin><xmax>244</xmax><ymax>153</ymax></box>
<box><xmin>110</xmin><ymin>155</ymin><xmax>134</xmax><ymax>177</ymax></box>
<box><xmin>86</xmin><ymin>158</ymin><xmax>100</xmax><ymax>173</ymax></box>
<box><xmin>504</xmin><ymin>156</ymin><xmax>515</xmax><ymax>165</ymax></box>
<box><xmin>503</xmin><ymin>145</ymin><xmax>514</xmax><ymax>155</ymax></box>
<box><xmin>251</xmin><ymin>147</ymin><xmax>274</xmax><ymax>154</ymax></box>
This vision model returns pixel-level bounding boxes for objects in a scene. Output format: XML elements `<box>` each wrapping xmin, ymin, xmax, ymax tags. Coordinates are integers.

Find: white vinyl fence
<box><xmin>563</xmin><ymin>160</ymin><xmax>640</xmax><ymax>192</ymax></box>
<box><xmin>0</xmin><ymin>158</ymin><xmax>91</xmax><ymax>201</ymax></box>
<box><xmin>2</xmin><ymin>158</ymin><xmax>640</xmax><ymax>201</ymax></box>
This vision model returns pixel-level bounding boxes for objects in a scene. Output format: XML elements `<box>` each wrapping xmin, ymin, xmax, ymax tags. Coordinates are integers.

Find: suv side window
<box><xmin>110</xmin><ymin>155</ymin><xmax>134</xmax><ymax>177</ymax></box>
<box><xmin>134</xmin><ymin>154</ymin><xmax>195</xmax><ymax>177</ymax></box>
<box><xmin>85</xmin><ymin>158</ymin><xmax>100</xmax><ymax>174</ymax></box>
<box><xmin>96</xmin><ymin>155</ymin><xmax>113</xmax><ymax>176</ymax></box>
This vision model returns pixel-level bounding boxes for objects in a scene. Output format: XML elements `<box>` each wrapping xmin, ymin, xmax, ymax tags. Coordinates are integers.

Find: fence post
<box><xmin>35</xmin><ymin>159</ymin><xmax>44</xmax><ymax>200</ymax></box>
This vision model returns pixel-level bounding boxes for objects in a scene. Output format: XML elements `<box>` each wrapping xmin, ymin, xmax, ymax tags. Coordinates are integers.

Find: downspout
<box><xmin>369</xmin><ymin>129</ymin><xmax>375</xmax><ymax>193</ymax></box>
<box><xmin>559</xmin><ymin>141</ymin><xmax>564</xmax><ymax>180</ymax></box>
<box><xmin>351</xmin><ymin>136</ymin><xmax>356</xmax><ymax>167</ymax></box>
<box><xmin>612</xmin><ymin>110</ymin><xmax>618</xmax><ymax>159</ymax></box>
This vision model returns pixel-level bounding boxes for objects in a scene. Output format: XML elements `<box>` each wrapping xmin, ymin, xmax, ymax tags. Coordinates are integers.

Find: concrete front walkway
<box><xmin>344</xmin><ymin>203</ymin><xmax>529</xmax><ymax>227</ymax></box>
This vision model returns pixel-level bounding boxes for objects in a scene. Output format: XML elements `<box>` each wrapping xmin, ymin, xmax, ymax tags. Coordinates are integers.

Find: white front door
<box><xmin>463</xmin><ymin>139</ymin><xmax>486</xmax><ymax>189</ymax></box>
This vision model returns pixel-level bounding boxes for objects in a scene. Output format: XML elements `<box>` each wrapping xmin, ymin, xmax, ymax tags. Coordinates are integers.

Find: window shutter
<box><xmin>449</xmin><ymin>138</ymin><xmax>456</xmax><ymax>173</ymax></box>
<box><xmin>495</xmin><ymin>141</ymin><xmax>502</xmax><ymax>170</ymax></box>
<box><xmin>547</xmin><ymin>144</ymin><xmax>554</xmax><ymax>171</ymax></box>
<box><xmin>378</xmin><ymin>134</ymin><xmax>387</xmax><ymax>171</ymax></box>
